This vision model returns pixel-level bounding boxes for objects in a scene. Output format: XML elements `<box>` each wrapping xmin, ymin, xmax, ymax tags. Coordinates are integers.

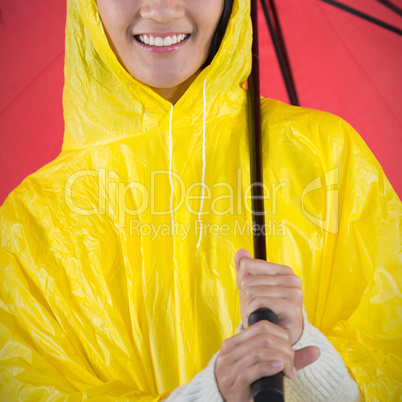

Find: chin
<box><xmin>130</xmin><ymin>64</ymin><xmax>195</xmax><ymax>88</ymax></box>
<box><xmin>142</xmin><ymin>75</ymin><xmax>194</xmax><ymax>92</ymax></box>
<box><xmin>148</xmin><ymin>78</ymin><xmax>184</xmax><ymax>89</ymax></box>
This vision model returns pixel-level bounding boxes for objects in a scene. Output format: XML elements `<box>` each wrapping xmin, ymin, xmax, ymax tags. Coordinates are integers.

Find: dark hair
<box><xmin>203</xmin><ymin>0</ymin><xmax>234</xmax><ymax>67</ymax></box>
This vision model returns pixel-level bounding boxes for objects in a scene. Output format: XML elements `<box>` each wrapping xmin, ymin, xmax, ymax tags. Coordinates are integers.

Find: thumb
<box><xmin>234</xmin><ymin>249</ymin><xmax>252</xmax><ymax>272</ymax></box>
<box><xmin>294</xmin><ymin>346</ymin><xmax>321</xmax><ymax>371</ymax></box>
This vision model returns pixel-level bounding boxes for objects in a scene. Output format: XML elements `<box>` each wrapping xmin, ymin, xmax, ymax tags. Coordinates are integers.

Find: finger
<box><xmin>294</xmin><ymin>346</ymin><xmax>321</xmax><ymax>371</ymax></box>
<box><xmin>244</xmin><ymin>296</ymin><xmax>301</xmax><ymax>324</ymax></box>
<box><xmin>232</xmin><ymin>344</ymin><xmax>295</xmax><ymax>381</ymax></box>
<box><xmin>235</xmin><ymin>249</ymin><xmax>252</xmax><ymax>272</ymax></box>
<box><xmin>240</xmin><ymin>284</ymin><xmax>303</xmax><ymax>304</ymax></box>
<box><xmin>240</xmin><ymin>274</ymin><xmax>302</xmax><ymax>290</ymax></box>
<box><xmin>237</xmin><ymin>259</ymin><xmax>293</xmax><ymax>286</ymax></box>
<box><xmin>226</xmin><ymin>331</ymin><xmax>293</xmax><ymax>368</ymax></box>
<box><xmin>221</xmin><ymin>320</ymin><xmax>290</xmax><ymax>357</ymax></box>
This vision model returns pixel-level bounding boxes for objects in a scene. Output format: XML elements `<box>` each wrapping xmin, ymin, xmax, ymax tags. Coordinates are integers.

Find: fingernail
<box><xmin>292</xmin><ymin>366</ymin><xmax>297</xmax><ymax>377</ymax></box>
<box><xmin>271</xmin><ymin>361</ymin><xmax>283</xmax><ymax>368</ymax></box>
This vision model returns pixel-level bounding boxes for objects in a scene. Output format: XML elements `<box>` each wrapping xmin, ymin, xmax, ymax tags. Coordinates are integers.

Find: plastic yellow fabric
<box><xmin>1</xmin><ymin>0</ymin><xmax>401</xmax><ymax>400</ymax></box>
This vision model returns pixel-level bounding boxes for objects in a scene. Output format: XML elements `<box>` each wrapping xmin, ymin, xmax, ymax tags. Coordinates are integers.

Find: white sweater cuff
<box><xmin>165</xmin><ymin>311</ymin><xmax>361</xmax><ymax>402</ymax></box>
<box><xmin>285</xmin><ymin>309</ymin><xmax>361</xmax><ymax>401</ymax></box>
<box><xmin>236</xmin><ymin>310</ymin><xmax>361</xmax><ymax>402</ymax></box>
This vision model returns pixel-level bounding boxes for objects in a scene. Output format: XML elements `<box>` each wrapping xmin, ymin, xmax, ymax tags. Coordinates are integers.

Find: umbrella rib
<box><xmin>320</xmin><ymin>0</ymin><xmax>402</xmax><ymax>36</ymax></box>
<box><xmin>376</xmin><ymin>0</ymin><xmax>402</xmax><ymax>17</ymax></box>
<box><xmin>260</xmin><ymin>0</ymin><xmax>300</xmax><ymax>106</ymax></box>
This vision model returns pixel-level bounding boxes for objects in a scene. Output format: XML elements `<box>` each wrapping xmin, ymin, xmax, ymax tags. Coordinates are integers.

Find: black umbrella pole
<box><xmin>248</xmin><ymin>1</ymin><xmax>284</xmax><ymax>401</ymax></box>
<box><xmin>248</xmin><ymin>0</ymin><xmax>266</xmax><ymax>262</ymax></box>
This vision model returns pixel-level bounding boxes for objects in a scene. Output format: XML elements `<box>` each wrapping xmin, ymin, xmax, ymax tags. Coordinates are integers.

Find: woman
<box><xmin>0</xmin><ymin>0</ymin><xmax>400</xmax><ymax>400</ymax></box>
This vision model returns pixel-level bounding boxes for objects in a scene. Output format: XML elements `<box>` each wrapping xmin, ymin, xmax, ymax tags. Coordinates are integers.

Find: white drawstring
<box><xmin>196</xmin><ymin>78</ymin><xmax>207</xmax><ymax>249</ymax></box>
<box><xmin>169</xmin><ymin>104</ymin><xmax>175</xmax><ymax>235</ymax></box>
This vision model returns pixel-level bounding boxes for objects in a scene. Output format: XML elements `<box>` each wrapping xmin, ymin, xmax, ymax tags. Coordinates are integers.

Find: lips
<box><xmin>135</xmin><ymin>34</ymin><xmax>190</xmax><ymax>47</ymax></box>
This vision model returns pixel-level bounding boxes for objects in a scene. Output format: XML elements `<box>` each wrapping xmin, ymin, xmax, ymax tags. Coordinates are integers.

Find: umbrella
<box><xmin>259</xmin><ymin>0</ymin><xmax>401</xmax><ymax>107</ymax></box>
<box><xmin>256</xmin><ymin>0</ymin><xmax>402</xmax><ymax>196</ymax></box>
<box><xmin>0</xmin><ymin>1</ymin><xmax>65</xmax><ymax>204</ymax></box>
<box><xmin>0</xmin><ymin>0</ymin><xmax>401</xmax><ymax>204</ymax></box>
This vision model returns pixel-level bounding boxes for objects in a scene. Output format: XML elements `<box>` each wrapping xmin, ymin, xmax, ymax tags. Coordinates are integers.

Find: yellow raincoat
<box><xmin>1</xmin><ymin>0</ymin><xmax>401</xmax><ymax>400</ymax></box>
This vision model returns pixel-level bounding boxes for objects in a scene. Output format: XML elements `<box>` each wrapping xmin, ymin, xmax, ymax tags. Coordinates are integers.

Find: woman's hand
<box><xmin>235</xmin><ymin>249</ymin><xmax>303</xmax><ymax>346</ymax></box>
<box><xmin>215</xmin><ymin>320</ymin><xmax>320</xmax><ymax>402</ymax></box>
<box><xmin>214</xmin><ymin>249</ymin><xmax>320</xmax><ymax>401</ymax></box>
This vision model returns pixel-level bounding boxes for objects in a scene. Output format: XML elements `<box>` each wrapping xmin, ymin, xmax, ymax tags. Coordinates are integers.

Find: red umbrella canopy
<box><xmin>257</xmin><ymin>0</ymin><xmax>402</xmax><ymax>196</ymax></box>
<box><xmin>0</xmin><ymin>1</ymin><xmax>65</xmax><ymax>204</ymax></box>
<box><xmin>0</xmin><ymin>0</ymin><xmax>401</xmax><ymax>204</ymax></box>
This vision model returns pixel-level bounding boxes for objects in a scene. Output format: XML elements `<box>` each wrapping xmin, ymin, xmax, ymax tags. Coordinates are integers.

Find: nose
<box><xmin>140</xmin><ymin>0</ymin><xmax>185</xmax><ymax>23</ymax></box>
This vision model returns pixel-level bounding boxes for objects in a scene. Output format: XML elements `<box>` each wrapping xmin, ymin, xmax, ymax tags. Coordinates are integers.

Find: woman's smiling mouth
<box><xmin>135</xmin><ymin>34</ymin><xmax>190</xmax><ymax>47</ymax></box>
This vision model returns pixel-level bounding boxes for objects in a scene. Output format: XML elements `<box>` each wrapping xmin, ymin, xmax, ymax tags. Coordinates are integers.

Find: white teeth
<box><xmin>137</xmin><ymin>34</ymin><xmax>188</xmax><ymax>47</ymax></box>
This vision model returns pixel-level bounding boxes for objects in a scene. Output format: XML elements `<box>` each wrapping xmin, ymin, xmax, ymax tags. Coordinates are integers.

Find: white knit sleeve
<box><xmin>163</xmin><ymin>352</ymin><xmax>223</xmax><ymax>402</ymax></box>
<box><xmin>164</xmin><ymin>313</ymin><xmax>360</xmax><ymax>402</ymax></box>
<box><xmin>284</xmin><ymin>310</ymin><xmax>361</xmax><ymax>401</ymax></box>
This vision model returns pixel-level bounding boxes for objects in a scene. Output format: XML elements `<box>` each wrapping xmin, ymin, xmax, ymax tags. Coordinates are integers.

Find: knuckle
<box><xmin>288</xmin><ymin>299</ymin><xmax>301</xmax><ymax>312</ymax></box>
<box><xmin>292</xmin><ymin>287</ymin><xmax>304</xmax><ymax>302</ymax></box>
<box><xmin>244</xmin><ymin>288</ymin><xmax>256</xmax><ymax>305</ymax></box>
<box><xmin>260</xmin><ymin>320</ymin><xmax>271</xmax><ymax>331</ymax></box>
<box><xmin>247</xmin><ymin>348</ymin><xmax>261</xmax><ymax>364</ymax></box>
<box><xmin>239</xmin><ymin>258</ymin><xmax>248</xmax><ymax>274</ymax></box>
<box><xmin>220</xmin><ymin>339</ymin><xmax>230</xmax><ymax>354</ymax></box>
<box><xmin>292</xmin><ymin>275</ymin><xmax>302</xmax><ymax>288</ymax></box>
<box><xmin>236</xmin><ymin>275</ymin><xmax>243</xmax><ymax>288</ymax></box>
<box><xmin>219</xmin><ymin>373</ymin><xmax>230</xmax><ymax>388</ymax></box>
<box><xmin>260</xmin><ymin>335</ymin><xmax>272</xmax><ymax>348</ymax></box>
<box><xmin>280</xmin><ymin>328</ymin><xmax>291</xmax><ymax>343</ymax></box>
<box><xmin>237</xmin><ymin>369</ymin><xmax>250</xmax><ymax>385</ymax></box>
<box><xmin>283</xmin><ymin>265</ymin><xmax>294</xmax><ymax>275</ymax></box>
<box><xmin>286</xmin><ymin>349</ymin><xmax>295</xmax><ymax>364</ymax></box>
<box><xmin>254</xmin><ymin>295</ymin><xmax>266</xmax><ymax>307</ymax></box>
<box><xmin>237</xmin><ymin>276</ymin><xmax>249</xmax><ymax>290</ymax></box>
<box><xmin>254</xmin><ymin>320</ymin><xmax>270</xmax><ymax>337</ymax></box>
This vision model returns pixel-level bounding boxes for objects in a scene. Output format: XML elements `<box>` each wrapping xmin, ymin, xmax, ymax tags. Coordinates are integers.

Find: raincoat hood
<box><xmin>63</xmin><ymin>0</ymin><xmax>251</xmax><ymax>150</ymax></box>
<box><xmin>1</xmin><ymin>0</ymin><xmax>401</xmax><ymax>400</ymax></box>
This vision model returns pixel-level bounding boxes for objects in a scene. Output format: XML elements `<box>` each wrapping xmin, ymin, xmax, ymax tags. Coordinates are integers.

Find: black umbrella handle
<box><xmin>248</xmin><ymin>309</ymin><xmax>284</xmax><ymax>402</ymax></box>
